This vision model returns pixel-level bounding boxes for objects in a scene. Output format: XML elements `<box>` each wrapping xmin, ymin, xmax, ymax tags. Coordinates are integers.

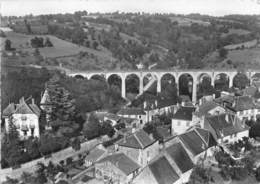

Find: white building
<box><xmin>171</xmin><ymin>106</ymin><xmax>196</xmax><ymax>135</ymax></box>
<box><xmin>117</xmin><ymin>108</ymin><xmax>147</xmax><ymax>125</ymax></box>
<box><xmin>204</xmin><ymin>113</ymin><xmax>249</xmax><ymax>144</ymax></box>
<box><xmin>2</xmin><ymin>97</ymin><xmax>41</xmax><ymax>139</ymax></box>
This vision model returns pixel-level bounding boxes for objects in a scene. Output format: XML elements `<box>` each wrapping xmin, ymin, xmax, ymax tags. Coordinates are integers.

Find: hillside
<box><xmin>1</xmin><ymin>13</ymin><xmax>260</xmax><ymax>71</ymax></box>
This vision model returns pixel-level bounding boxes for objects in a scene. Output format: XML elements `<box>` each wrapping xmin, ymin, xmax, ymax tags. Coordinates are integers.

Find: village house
<box><xmin>2</xmin><ymin>97</ymin><xmax>41</xmax><ymax>139</ymax></box>
<box><xmin>177</xmin><ymin>128</ymin><xmax>217</xmax><ymax>163</ymax></box>
<box><xmin>84</xmin><ymin>144</ymin><xmax>108</xmax><ymax>168</ymax></box>
<box><xmin>116</xmin><ymin>129</ymin><xmax>159</xmax><ymax>168</ymax></box>
<box><xmin>171</xmin><ymin>106</ymin><xmax>196</xmax><ymax>135</ymax></box>
<box><xmin>95</xmin><ymin>153</ymin><xmax>140</xmax><ymax>184</ymax></box>
<box><xmin>204</xmin><ymin>113</ymin><xmax>249</xmax><ymax>144</ymax></box>
<box><xmin>117</xmin><ymin>108</ymin><xmax>147</xmax><ymax>125</ymax></box>
<box><xmin>193</xmin><ymin>100</ymin><xmax>226</xmax><ymax>125</ymax></box>
<box><xmin>133</xmin><ymin>142</ymin><xmax>194</xmax><ymax>184</ymax></box>
<box><xmin>143</xmin><ymin>97</ymin><xmax>177</xmax><ymax>122</ymax></box>
<box><xmin>214</xmin><ymin>95</ymin><xmax>260</xmax><ymax>121</ymax></box>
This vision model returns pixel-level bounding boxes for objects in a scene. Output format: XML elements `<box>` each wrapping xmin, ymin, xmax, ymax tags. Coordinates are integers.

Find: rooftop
<box><xmin>195</xmin><ymin>101</ymin><xmax>223</xmax><ymax>117</ymax></box>
<box><xmin>117</xmin><ymin>129</ymin><xmax>156</xmax><ymax>149</ymax></box>
<box><xmin>117</xmin><ymin>108</ymin><xmax>146</xmax><ymax>115</ymax></box>
<box><xmin>98</xmin><ymin>153</ymin><xmax>140</xmax><ymax>175</ymax></box>
<box><xmin>2</xmin><ymin>97</ymin><xmax>40</xmax><ymax>117</ymax></box>
<box><xmin>148</xmin><ymin>156</ymin><xmax>180</xmax><ymax>184</ymax></box>
<box><xmin>165</xmin><ymin>142</ymin><xmax>194</xmax><ymax>173</ymax></box>
<box><xmin>172</xmin><ymin>106</ymin><xmax>195</xmax><ymax>121</ymax></box>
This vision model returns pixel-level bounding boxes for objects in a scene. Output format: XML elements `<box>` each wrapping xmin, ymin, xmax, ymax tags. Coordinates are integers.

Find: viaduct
<box><xmin>66</xmin><ymin>69</ymin><xmax>260</xmax><ymax>103</ymax></box>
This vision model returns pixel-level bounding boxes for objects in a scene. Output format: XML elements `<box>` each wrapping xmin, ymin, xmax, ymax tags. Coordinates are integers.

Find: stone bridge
<box><xmin>66</xmin><ymin>69</ymin><xmax>260</xmax><ymax>103</ymax></box>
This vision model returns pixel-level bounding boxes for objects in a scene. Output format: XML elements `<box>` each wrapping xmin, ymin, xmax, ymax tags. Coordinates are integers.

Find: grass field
<box><xmin>224</xmin><ymin>39</ymin><xmax>258</xmax><ymax>50</ymax></box>
<box><xmin>169</xmin><ymin>16</ymin><xmax>211</xmax><ymax>26</ymax></box>
<box><xmin>221</xmin><ymin>28</ymin><xmax>251</xmax><ymax>37</ymax></box>
<box><xmin>3</xmin><ymin>31</ymin><xmax>114</xmax><ymax>60</ymax></box>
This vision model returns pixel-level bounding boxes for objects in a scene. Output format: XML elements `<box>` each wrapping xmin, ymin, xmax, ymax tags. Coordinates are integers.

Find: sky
<box><xmin>1</xmin><ymin>0</ymin><xmax>260</xmax><ymax>17</ymax></box>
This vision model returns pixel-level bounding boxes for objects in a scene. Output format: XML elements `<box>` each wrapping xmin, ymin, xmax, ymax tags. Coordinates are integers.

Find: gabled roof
<box><xmin>231</xmin><ymin>96</ymin><xmax>256</xmax><ymax>111</ymax></box>
<box><xmin>117</xmin><ymin>129</ymin><xmax>156</xmax><ymax>149</ymax></box>
<box><xmin>195</xmin><ymin>128</ymin><xmax>217</xmax><ymax>148</ymax></box>
<box><xmin>195</xmin><ymin>101</ymin><xmax>223</xmax><ymax>117</ymax></box>
<box><xmin>165</xmin><ymin>143</ymin><xmax>194</xmax><ymax>173</ymax></box>
<box><xmin>3</xmin><ymin>97</ymin><xmax>41</xmax><ymax>117</ymax></box>
<box><xmin>117</xmin><ymin>108</ymin><xmax>146</xmax><ymax>115</ymax></box>
<box><xmin>85</xmin><ymin>147</ymin><xmax>106</xmax><ymax>163</ymax></box>
<box><xmin>179</xmin><ymin>130</ymin><xmax>208</xmax><ymax>156</ymax></box>
<box><xmin>172</xmin><ymin>106</ymin><xmax>195</xmax><ymax>121</ymax></box>
<box><xmin>2</xmin><ymin>103</ymin><xmax>15</xmax><ymax>117</ymax></box>
<box><xmin>243</xmin><ymin>86</ymin><xmax>257</xmax><ymax>97</ymax></box>
<box><xmin>205</xmin><ymin>114</ymin><xmax>249</xmax><ymax>138</ymax></box>
<box><xmin>98</xmin><ymin>153</ymin><xmax>140</xmax><ymax>175</ymax></box>
<box><xmin>148</xmin><ymin>156</ymin><xmax>180</xmax><ymax>184</ymax></box>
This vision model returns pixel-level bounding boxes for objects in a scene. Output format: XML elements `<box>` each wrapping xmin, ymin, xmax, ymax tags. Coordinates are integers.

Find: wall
<box><xmin>172</xmin><ymin>119</ymin><xmax>194</xmax><ymax>135</ymax></box>
<box><xmin>0</xmin><ymin>139</ymin><xmax>99</xmax><ymax>183</ymax></box>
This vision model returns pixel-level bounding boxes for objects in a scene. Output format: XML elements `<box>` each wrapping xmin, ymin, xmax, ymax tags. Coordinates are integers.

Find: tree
<box><xmin>82</xmin><ymin>113</ymin><xmax>101</xmax><ymax>139</ymax></box>
<box><xmin>100</xmin><ymin>121</ymin><xmax>115</xmax><ymax>138</ymax></box>
<box><xmin>34</xmin><ymin>48</ymin><xmax>40</xmax><ymax>56</ymax></box>
<box><xmin>188</xmin><ymin>165</ymin><xmax>212</xmax><ymax>184</ymax></box>
<box><xmin>45</xmin><ymin>37</ymin><xmax>53</xmax><ymax>47</ymax></box>
<box><xmin>92</xmin><ymin>41</ymin><xmax>99</xmax><ymax>50</ymax></box>
<box><xmin>5</xmin><ymin>39</ymin><xmax>12</xmax><ymax>51</ymax></box>
<box><xmin>24</xmin><ymin>137</ymin><xmax>40</xmax><ymax>159</ymax></box>
<box><xmin>47</xmin><ymin>75</ymin><xmax>78</xmax><ymax>135</ymax></box>
<box><xmin>3</xmin><ymin>177</ymin><xmax>19</xmax><ymax>184</ymax></box>
<box><xmin>71</xmin><ymin>137</ymin><xmax>81</xmax><ymax>151</ymax></box>
<box><xmin>218</xmin><ymin>47</ymin><xmax>228</xmax><ymax>58</ymax></box>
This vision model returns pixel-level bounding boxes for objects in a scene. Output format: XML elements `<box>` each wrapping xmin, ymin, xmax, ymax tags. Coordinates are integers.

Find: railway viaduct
<box><xmin>66</xmin><ymin>69</ymin><xmax>260</xmax><ymax>103</ymax></box>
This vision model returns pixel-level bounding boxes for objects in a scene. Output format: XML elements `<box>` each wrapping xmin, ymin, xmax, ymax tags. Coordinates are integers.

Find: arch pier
<box><xmin>68</xmin><ymin>70</ymin><xmax>260</xmax><ymax>103</ymax></box>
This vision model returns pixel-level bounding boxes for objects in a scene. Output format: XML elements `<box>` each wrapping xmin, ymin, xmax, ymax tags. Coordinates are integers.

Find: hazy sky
<box><xmin>1</xmin><ymin>0</ymin><xmax>260</xmax><ymax>16</ymax></box>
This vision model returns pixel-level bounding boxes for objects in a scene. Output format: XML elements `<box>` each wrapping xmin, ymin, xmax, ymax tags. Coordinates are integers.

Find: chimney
<box><xmin>144</xmin><ymin>101</ymin><xmax>147</xmax><ymax>109</ymax></box>
<box><xmin>212</xmin><ymin>93</ymin><xmax>215</xmax><ymax>99</ymax></box>
<box><xmin>155</xmin><ymin>99</ymin><xmax>158</xmax><ymax>107</ymax></box>
<box><xmin>199</xmin><ymin>99</ymin><xmax>202</xmax><ymax>106</ymax></box>
<box><xmin>31</xmin><ymin>98</ymin><xmax>35</xmax><ymax>105</ymax></box>
<box><xmin>181</xmin><ymin>101</ymin><xmax>185</xmax><ymax>107</ymax></box>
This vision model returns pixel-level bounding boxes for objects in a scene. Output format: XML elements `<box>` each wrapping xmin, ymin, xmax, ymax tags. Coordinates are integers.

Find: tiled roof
<box><xmin>85</xmin><ymin>147</ymin><xmax>106</xmax><ymax>163</ymax></box>
<box><xmin>148</xmin><ymin>156</ymin><xmax>180</xmax><ymax>184</ymax></box>
<box><xmin>2</xmin><ymin>103</ymin><xmax>15</xmax><ymax>117</ymax></box>
<box><xmin>179</xmin><ymin>130</ymin><xmax>208</xmax><ymax>156</ymax></box>
<box><xmin>165</xmin><ymin>143</ymin><xmax>194</xmax><ymax>173</ymax></box>
<box><xmin>117</xmin><ymin>129</ymin><xmax>155</xmax><ymax>149</ymax></box>
<box><xmin>172</xmin><ymin>106</ymin><xmax>195</xmax><ymax>121</ymax></box>
<box><xmin>156</xmin><ymin>126</ymin><xmax>172</xmax><ymax>140</ymax></box>
<box><xmin>195</xmin><ymin>101</ymin><xmax>222</xmax><ymax>117</ymax></box>
<box><xmin>98</xmin><ymin>153</ymin><xmax>140</xmax><ymax>175</ymax></box>
<box><xmin>243</xmin><ymin>86</ymin><xmax>257</xmax><ymax>97</ymax></box>
<box><xmin>195</xmin><ymin>128</ymin><xmax>217</xmax><ymax>148</ymax></box>
<box><xmin>3</xmin><ymin>98</ymin><xmax>41</xmax><ymax>117</ymax></box>
<box><xmin>231</xmin><ymin>96</ymin><xmax>256</xmax><ymax>111</ymax></box>
<box><xmin>117</xmin><ymin>108</ymin><xmax>146</xmax><ymax>115</ymax></box>
<box><xmin>205</xmin><ymin>114</ymin><xmax>248</xmax><ymax>138</ymax></box>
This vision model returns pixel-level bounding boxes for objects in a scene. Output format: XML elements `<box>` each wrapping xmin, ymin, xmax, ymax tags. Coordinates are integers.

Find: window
<box><xmin>186</xmin><ymin>121</ymin><xmax>190</xmax><ymax>127</ymax></box>
<box><xmin>139</xmin><ymin>115</ymin><xmax>141</xmax><ymax>119</ymax></box>
<box><xmin>21</xmin><ymin>115</ymin><xmax>27</xmax><ymax>121</ymax></box>
<box><xmin>177</xmin><ymin>121</ymin><xmax>181</xmax><ymax>126</ymax></box>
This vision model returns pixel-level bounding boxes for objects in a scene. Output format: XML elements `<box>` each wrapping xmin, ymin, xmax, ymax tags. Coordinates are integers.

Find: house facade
<box><xmin>171</xmin><ymin>106</ymin><xmax>196</xmax><ymax>135</ymax></box>
<box><xmin>117</xmin><ymin>108</ymin><xmax>147</xmax><ymax>126</ymax></box>
<box><xmin>116</xmin><ymin>129</ymin><xmax>159</xmax><ymax>168</ymax></box>
<box><xmin>2</xmin><ymin>97</ymin><xmax>41</xmax><ymax>139</ymax></box>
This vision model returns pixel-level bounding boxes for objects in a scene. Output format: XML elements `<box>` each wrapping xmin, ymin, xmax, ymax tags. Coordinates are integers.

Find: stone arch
<box><xmin>197</xmin><ymin>73</ymin><xmax>212</xmax><ymax>84</ymax></box>
<box><xmin>107</xmin><ymin>74</ymin><xmax>122</xmax><ymax>92</ymax></box>
<box><xmin>142</xmin><ymin>73</ymin><xmax>158</xmax><ymax>95</ymax></box>
<box><xmin>178</xmin><ymin>73</ymin><xmax>194</xmax><ymax>101</ymax></box>
<box><xmin>74</xmin><ymin>74</ymin><xmax>85</xmax><ymax>80</ymax></box>
<box><xmin>160</xmin><ymin>73</ymin><xmax>177</xmax><ymax>98</ymax></box>
<box><xmin>89</xmin><ymin>74</ymin><xmax>106</xmax><ymax>81</ymax></box>
<box><xmin>214</xmin><ymin>73</ymin><xmax>230</xmax><ymax>91</ymax></box>
<box><xmin>233</xmin><ymin>72</ymin><xmax>250</xmax><ymax>89</ymax></box>
<box><xmin>125</xmin><ymin>73</ymin><xmax>140</xmax><ymax>100</ymax></box>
